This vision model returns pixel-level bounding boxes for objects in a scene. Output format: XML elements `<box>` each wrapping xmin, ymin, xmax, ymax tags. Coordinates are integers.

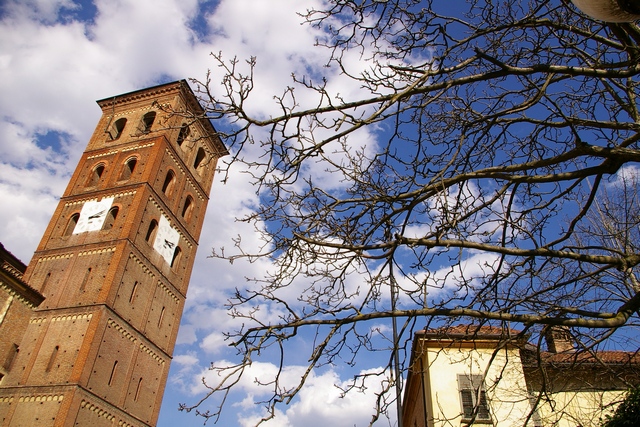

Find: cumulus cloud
<box><xmin>191</xmin><ymin>361</ymin><xmax>394</xmax><ymax>427</ymax></box>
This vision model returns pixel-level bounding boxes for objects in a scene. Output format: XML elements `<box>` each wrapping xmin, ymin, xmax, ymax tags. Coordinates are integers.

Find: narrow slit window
<box><xmin>193</xmin><ymin>148</ymin><xmax>206</xmax><ymax>170</ymax></box>
<box><xmin>41</xmin><ymin>272</ymin><xmax>52</xmax><ymax>293</ymax></box>
<box><xmin>64</xmin><ymin>213</ymin><xmax>80</xmax><ymax>236</ymax></box>
<box><xmin>129</xmin><ymin>281</ymin><xmax>139</xmax><ymax>303</ymax></box>
<box><xmin>158</xmin><ymin>306</ymin><xmax>165</xmax><ymax>327</ymax></box>
<box><xmin>45</xmin><ymin>345</ymin><xmax>59</xmax><ymax>373</ymax></box>
<box><xmin>134</xmin><ymin>377</ymin><xmax>143</xmax><ymax>401</ymax></box>
<box><xmin>80</xmin><ymin>267</ymin><xmax>92</xmax><ymax>292</ymax></box>
<box><xmin>176</xmin><ymin>123</ymin><xmax>190</xmax><ymax>146</ymax></box>
<box><xmin>103</xmin><ymin>206</ymin><xmax>119</xmax><ymax>230</ymax></box>
<box><xmin>108</xmin><ymin>360</ymin><xmax>118</xmax><ymax>386</ymax></box>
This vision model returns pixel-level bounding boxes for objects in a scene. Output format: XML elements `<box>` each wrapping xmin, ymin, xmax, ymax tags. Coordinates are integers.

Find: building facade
<box><xmin>0</xmin><ymin>80</ymin><xmax>227</xmax><ymax>426</ymax></box>
<box><xmin>403</xmin><ymin>324</ymin><xmax>640</xmax><ymax>427</ymax></box>
<box><xmin>0</xmin><ymin>244</ymin><xmax>44</xmax><ymax>386</ymax></box>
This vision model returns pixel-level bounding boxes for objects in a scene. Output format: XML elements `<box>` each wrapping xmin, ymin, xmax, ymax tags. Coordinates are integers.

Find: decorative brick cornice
<box><xmin>36</xmin><ymin>252</ymin><xmax>75</xmax><ymax>262</ymax></box>
<box><xmin>128</xmin><ymin>252</ymin><xmax>155</xmax><ymax>278</ymax></box>
<box><xmin>0</xmin><ymin>246</ymin><xmax>44</xmax><ymax>307</ymax></box>
<box><xmin>0</xmin><ymin>284</ymin><xmax>39</xmax><ymax>309</ymax></box>
<box><xmin>1</xmin><ymin>260</ymin><xmax>23</xmax><ymax>281</ymax></box>
<box><xmin>122</xmin><ymin>141</ymin><xmax>155</xmax><ymax>152</ymax></box>
<box><xmin>80</xmin><ymin>399</ymin><xmax>116</xmax><ymax>422</ymax></box>
<box><xmin>158</xmin><ymin>281</ymin><xmax>180</xmax><ymax>304</ymax></box>
<box><xmin>51</xmin><ymin>313</ymin><xmax>93</xmax><ymax>323</ymax></box>
<box><xmin>78</xmin><ymin>247</ymin><xmax>117</xmax><ymax>257</ymax></box>
<box><xmin>139</xmin><ymin>341</ymin><xmax>166</xmax><ymax>365</ymax></box>
<box><xmin>17</xmin><ymin>394</ymin><xmax>64</xmax><ymax>402</ymax></box>
<box><xmin>87</xmin><ymin>150</ymin><xmax>119</xmax><ymax>160</ymax></box>
<box><xmin>108</xmin><ymin>318</ymin><xmax>137</xmax><ymax>342</ymax></box>
<box><xmin>106</xmin><ymin>317</ymin><xmax>166</xmax><ymax>365</ymax></box>
<box><xmin>97</xmin><ymin>81</ymin><xmax>184</xmax><ymax>109</ymax></box>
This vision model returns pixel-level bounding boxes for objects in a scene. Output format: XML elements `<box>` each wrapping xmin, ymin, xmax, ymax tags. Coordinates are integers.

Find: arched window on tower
<box><xmin>86</xmin><ymin>163</ymin><xmax>106</xmax><ymax>187</ymax></box>
<box><xmin>64</xmin><ymin>213</ymin><xmax>80</xmax><ymax>236</ymax></box>
<box><xmin>176</xmin><ymin>123</ymin><xmax>190</xmax><ymax>147</ymax></box>
<box><xmin>109</xmin><ymin>118</ymin><xmax>127</xmax><ymax>140</ymax></box>
<box><xmin>162</xmin><ymin>170</ymin><xmax>175</xmax><ymax>197</ymax></box>
<box><xmin>118</xmin><ymin>157</ymin><xmax>137</xmax><ymax>181</ymax></box>
<box><xmin>102</xmin><ymin>206</ymin><xmax>119</xmax><ymax>230</ymax></box>
<box><xmin>181</xmin><ymin>196</ymin><xmax>194</xmax><ymax>221</ymax></box>
<box><xmin>139</xmin><ymin>111</ymin><xmax>156</xmax><ymax>134</ymax></box>
<box><xmin>145</xmin><ymin>219</ymin><xmax>158</xmax><ymax>243</ymax></box>
<box><xmin>194</xmin><ymin>147</ymin><xmax>206</xmax><ymax>171</ymax></box>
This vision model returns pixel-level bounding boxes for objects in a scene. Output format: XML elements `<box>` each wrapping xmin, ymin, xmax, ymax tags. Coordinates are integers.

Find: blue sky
<box><xmin>5</xmin><ymin>1</ymin><xmax>638</xmax><ymax>426</ymax></box>
<box><xmin>0</xmin><ymin>0</ymin><xmax>398</xmax><ymax>425</ymax></box>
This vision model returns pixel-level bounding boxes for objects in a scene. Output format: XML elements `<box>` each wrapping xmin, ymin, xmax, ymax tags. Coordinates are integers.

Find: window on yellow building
<box><xmin>458</xmin><ymin>374</ymin><xmax>491</xmax><ymax>423</ymax></box>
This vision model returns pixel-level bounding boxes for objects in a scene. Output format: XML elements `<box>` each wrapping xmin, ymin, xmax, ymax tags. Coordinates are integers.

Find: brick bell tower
<box><xmin>0</xmin><ymin>81</ymin><xmax>227</xmax><ymax>426</ymax></box>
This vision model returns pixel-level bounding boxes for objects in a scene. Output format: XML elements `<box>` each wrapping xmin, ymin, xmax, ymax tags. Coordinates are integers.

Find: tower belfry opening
<box><xmin>0</xmin><ymin>80</ymin><xmax>228</xmax><ymax>427</ymax></box>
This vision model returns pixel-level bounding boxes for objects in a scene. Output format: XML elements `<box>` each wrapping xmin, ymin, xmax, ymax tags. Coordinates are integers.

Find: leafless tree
<box><xmin>181</xmin><ymin>0</ymin><xmax>640</xmax><ymax>424</ymax></box>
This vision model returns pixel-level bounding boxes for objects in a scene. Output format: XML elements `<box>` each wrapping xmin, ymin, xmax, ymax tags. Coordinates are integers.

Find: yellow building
<box><xmin>402</xmin><ymin>325</ymin><xmax>640</xmax><ymax>427</ymax></box>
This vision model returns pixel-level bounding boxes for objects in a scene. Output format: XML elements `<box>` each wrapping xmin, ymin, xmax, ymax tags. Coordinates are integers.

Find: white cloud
<box><xmin>1</xmin><ymin>0</ymin><xmax>79</xmax><ymax>23</ymax></box>
<box><xmin>0</xmin><ymin>1</ymin><xmax>403</xmax><ymax>426</ymax></box>
<box><xmin>193</xmin><ymin>361</ymin><xmax>395</xmax><ymax>427</ymax></box>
